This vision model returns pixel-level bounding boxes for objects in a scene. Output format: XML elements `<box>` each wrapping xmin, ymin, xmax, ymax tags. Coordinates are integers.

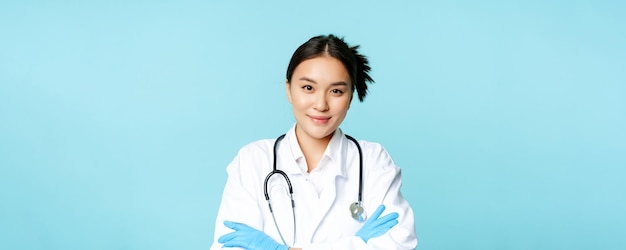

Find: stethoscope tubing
<box><xmin>344</xmin><ymin>134</ymin><xmax>363</xmax><ymax>205</ymax></box>
<box><xmin>263</xmin><ymin>133</ymin><xmax>363</xmax><ymax>246</ymax></box>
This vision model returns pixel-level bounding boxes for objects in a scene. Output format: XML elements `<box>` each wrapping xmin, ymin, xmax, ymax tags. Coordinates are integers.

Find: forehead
<box><xmin>292</xmin><ymin>56</ymin><xmax>351</xmax><ymax>84</ymax></box>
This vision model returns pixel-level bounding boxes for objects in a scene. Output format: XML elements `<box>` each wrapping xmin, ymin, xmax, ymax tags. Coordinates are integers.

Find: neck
<box><xmin>294</xmin><ymin>125</ymin><xmax>334</xmax><ymax>172</ymax></box>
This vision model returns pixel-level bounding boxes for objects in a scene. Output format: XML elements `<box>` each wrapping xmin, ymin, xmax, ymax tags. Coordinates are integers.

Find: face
<box><xmin>286</xmin><ymin>55</ymin><xmax>353</xmax><ymax>144</ymax></box>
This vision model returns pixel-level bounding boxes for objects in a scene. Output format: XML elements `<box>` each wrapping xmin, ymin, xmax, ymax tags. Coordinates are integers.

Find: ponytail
<box><xmin>350</xmin><ymin>44</ymin><xmax>374</xmax><ymax>102</ymax></box>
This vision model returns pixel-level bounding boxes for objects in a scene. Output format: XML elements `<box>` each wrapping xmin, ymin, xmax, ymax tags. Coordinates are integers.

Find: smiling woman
<box><xmin>209</xmin><ymin>34</ymin><xmax>418</xmax><ymax>250</ymax></box>
<box><xmin>286</xmin><ymin>56</ymin><xmax>353</xmax><ymax>171</ymax></box>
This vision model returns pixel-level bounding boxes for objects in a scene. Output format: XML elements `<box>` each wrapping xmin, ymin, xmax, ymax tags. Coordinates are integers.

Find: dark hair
<box><xmin>286</xmin><ymin>34</ymin><xmax>374</xmax><ymax>102</ymax></box>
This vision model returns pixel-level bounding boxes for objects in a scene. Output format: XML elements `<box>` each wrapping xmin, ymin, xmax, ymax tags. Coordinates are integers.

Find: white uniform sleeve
<box><xmin>362</xmin><ymin>142</ymin><xmax>418</xmax><ymax>249</ymax></box>
<box><xmin>209</xmin><ymin>147</ymin><xmax>264</xmax><ymax>250</ymax></box>
<box><xmin>298</xmin><ymin>142</ymin><xmax>418</xmax><ymax>250</ymax></box>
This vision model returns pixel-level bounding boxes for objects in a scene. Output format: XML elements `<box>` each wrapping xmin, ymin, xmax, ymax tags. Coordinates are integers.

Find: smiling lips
<box><xmin>309</xmin><ymin>115</ymin><xmax>331</xmax><ymax>125</ymax></box>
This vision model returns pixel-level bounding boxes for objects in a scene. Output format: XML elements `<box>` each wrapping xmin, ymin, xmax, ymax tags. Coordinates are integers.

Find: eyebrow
<box><xmin>298</xmin><ymin>76</ymin><xmax>349</xmax><ymax>86</ymax></box>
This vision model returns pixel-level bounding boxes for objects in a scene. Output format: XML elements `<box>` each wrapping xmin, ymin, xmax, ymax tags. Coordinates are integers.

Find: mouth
<box><xmin>308</xmin><ymin>115</ymin><xmax>331</xmax><ymax>124</ymax></box>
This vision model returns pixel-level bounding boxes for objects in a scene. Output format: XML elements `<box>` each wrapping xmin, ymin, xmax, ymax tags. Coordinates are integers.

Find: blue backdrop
<box><xmin>1</xmin><ymin>1</ymin><xmax>624</xmax><ymax>249</ymax></box>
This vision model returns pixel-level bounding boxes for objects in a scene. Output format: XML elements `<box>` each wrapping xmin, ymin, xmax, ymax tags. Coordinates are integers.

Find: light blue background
<box><xmin>1</xmin><ymin>1</ymin><xmax>624</xmax><ymax>249</ymax></box>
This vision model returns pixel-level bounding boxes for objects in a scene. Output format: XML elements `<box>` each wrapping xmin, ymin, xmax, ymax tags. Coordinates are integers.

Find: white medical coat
<box><xmin>210</xmin><ymin>126</ymin><xmax>417</xmax><ymax>249</ymax></box>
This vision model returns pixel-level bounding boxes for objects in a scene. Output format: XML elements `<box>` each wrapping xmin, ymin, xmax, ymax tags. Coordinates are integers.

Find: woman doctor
<box><xmin>210</xmin><ymin>34</ymin><xmax>418</xmax><ymax>250</ymax></box>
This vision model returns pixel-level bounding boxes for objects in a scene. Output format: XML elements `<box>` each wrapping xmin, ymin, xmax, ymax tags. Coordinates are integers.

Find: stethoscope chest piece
<box><xmin>350</xmin><ymin>202</ymin><xmax>366</xmax><ymax>222</ymax></box>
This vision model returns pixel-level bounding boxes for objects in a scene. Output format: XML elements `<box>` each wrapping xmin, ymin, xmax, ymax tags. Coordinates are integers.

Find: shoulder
<box><xmin>352</xmin><ymin>139</ymin><xmax>391</xmax><ymax>158</ymax></box>
<box><xmin>353</xmin><ymin>139</ymin><xmax>385</xmax><ymax>153</ymax></box>
<box><xmin>351</xmin><ymin>138</ymin><xmax>399</xmax><ymax>171</ymax></box>
<box><xmin>225</xmin><ymin>138</ymin><xmax>277</xmax><ymax>182</ymax></box>
<box><xmin>236</xmin><ymin>138</ymin><xmax>275</xmax><ymax>156</ymax></box>
<box><xmin>226</xmin><ymin>138</ymin><xmax>276</xmax><ymax>171</ymax></box>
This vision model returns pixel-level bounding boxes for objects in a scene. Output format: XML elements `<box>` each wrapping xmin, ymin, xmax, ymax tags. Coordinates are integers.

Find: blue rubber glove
<box><xmin>218</xmin><ymin>221</ymin><xmax>289</xmax><ymax>250</ymax></box>
<box><xmin>355</xmin><ymin>204</ymin><xmax>399</xmax><ymax>243</ymax></box>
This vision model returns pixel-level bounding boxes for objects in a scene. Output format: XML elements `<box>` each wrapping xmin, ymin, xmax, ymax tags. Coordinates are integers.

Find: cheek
<box><xmin>291</xmin><ymin>93</ymin><xmax>311</xmax><ymax>110</ymax></box>
<box><xmin>332</xmin><ymin>98</ymin><xmax>351</xmax><ymax>113</ymax></box>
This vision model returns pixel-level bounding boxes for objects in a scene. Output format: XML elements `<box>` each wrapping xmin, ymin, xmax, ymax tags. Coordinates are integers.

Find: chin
<box><xmin>311</xmin><ymin>129</ymin><xmax>336</xmax><ymax>140</ymax></box>
<box><xmin>297</xmin><ymin>120</ymin><xmax>337</xmax><ymax>140</ymax></box>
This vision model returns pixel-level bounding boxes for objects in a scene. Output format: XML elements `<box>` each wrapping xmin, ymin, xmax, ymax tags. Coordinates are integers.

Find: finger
<box><xmin>369</xmin><ymin>204</ymin><xmax>386</xmax><ymax>221</ymax></box>
<box><xmin>368</xmin><ymin>212</ymin><xmax>399</xmax><ymax>228</ymax></box>
<box><xmin>372</xmin><ymin>219</ymin><xmax>398</xmax><ymax>236</ymax></box>
<box><xmin>221</xmin><ymin>239</ymin><xmax>249</xmax><ymax>248</ymax></box>
<box><xmin>217</xmin><ymin>231</ymin><xmax>240</xmax><ymax>243</ymax></box>
<box><xmin>377</xmin><ymin>212</ymin><xmax>399</xmax><ymax>223</ymax></box>
<box><xmin>223</xmin><ymin>220</ymin><xmax>251</xmax><ymax>231</ymax></box>
<box><xmin>382</xmin><ymin>218</ymin><xmax>399</xmax><ymax>229</ymax></box>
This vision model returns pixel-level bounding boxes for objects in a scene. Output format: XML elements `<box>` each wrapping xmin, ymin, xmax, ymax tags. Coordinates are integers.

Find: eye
<box><xmin>302</xmin><ymin>85</ymin><xmax>313</xmax><ymax>92</ymax></box>
<box><xmin>331</xmin><ymin>89</ymin><xmax>344</xmax><ymax>95</ymax></box>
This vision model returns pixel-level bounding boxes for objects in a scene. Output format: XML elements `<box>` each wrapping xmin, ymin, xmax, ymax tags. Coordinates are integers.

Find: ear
<box><xmin>285</xmin><ymin>80</ymin><xmax>292</xmax><ymax>104</ymax></box>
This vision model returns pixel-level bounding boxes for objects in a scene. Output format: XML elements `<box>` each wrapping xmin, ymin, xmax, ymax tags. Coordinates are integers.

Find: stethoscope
<box><xmin>264</xmin><ymin>134</ymin><xmax>365</xmax><ymax>246</ymax></box>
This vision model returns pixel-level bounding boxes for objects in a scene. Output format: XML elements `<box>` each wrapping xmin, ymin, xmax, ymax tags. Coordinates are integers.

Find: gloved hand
<box><xmin>218</xmin><ymin>221</ymin><xmax>289</xmax><ymax>250</ymax></box>
<box><xmin>355</xmin><ymin>204</ymin><xmax>399</xmax><ymax>243</ymax></box>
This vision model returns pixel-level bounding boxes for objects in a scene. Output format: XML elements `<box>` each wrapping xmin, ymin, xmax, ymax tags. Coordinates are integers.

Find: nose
<box><xmin>313</xmin><ymin>93</ymin><xmax>329</xmax><ymax>112</ymax></box>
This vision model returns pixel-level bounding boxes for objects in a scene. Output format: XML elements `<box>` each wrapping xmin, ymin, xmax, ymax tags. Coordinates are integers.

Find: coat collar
<box><xmin>284</xmin><ymin>124</ymin><xmax>347</xmax><ymax>178</ymax></box>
